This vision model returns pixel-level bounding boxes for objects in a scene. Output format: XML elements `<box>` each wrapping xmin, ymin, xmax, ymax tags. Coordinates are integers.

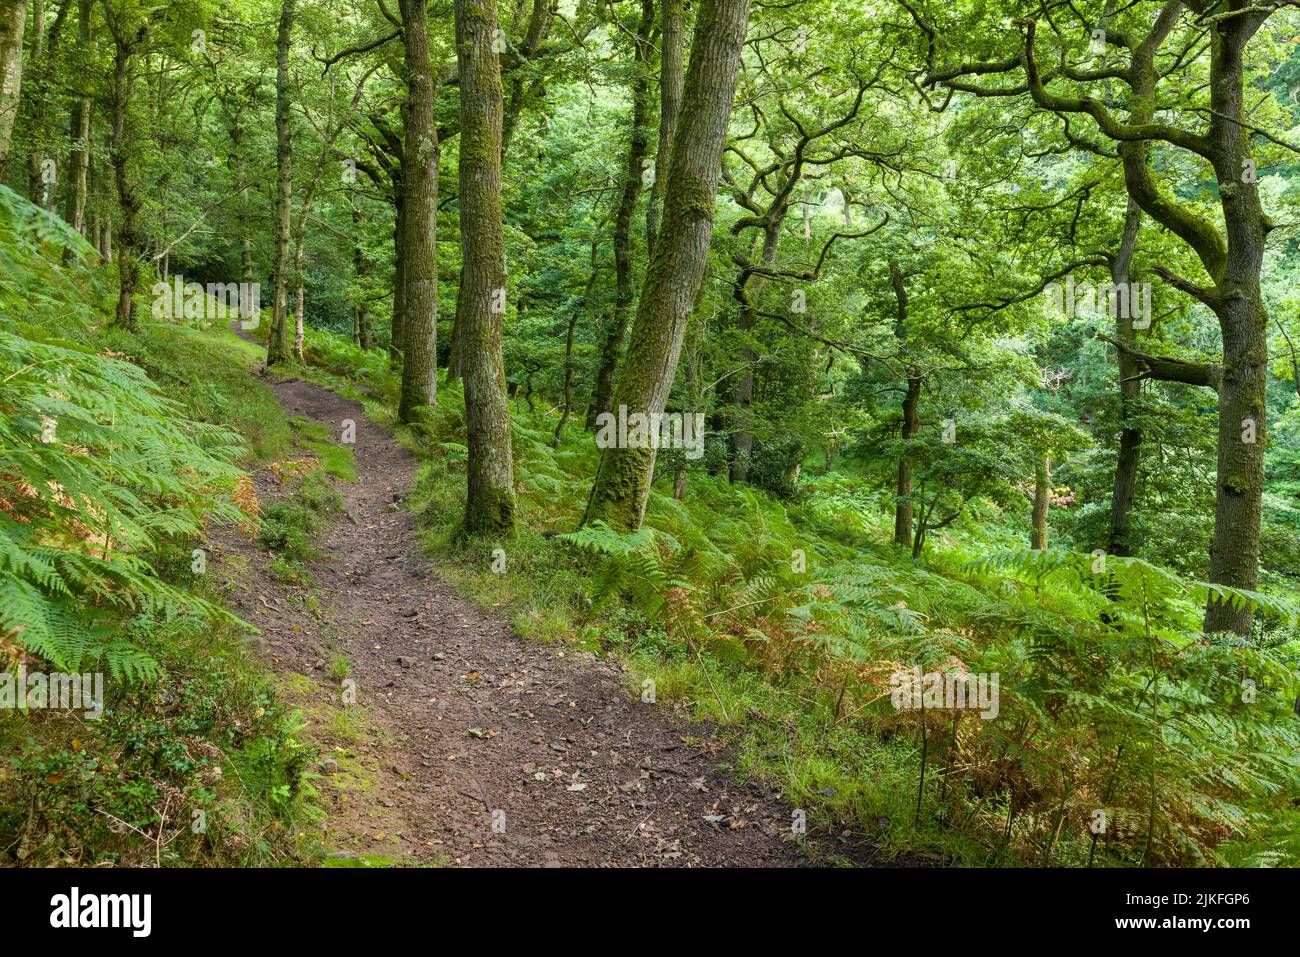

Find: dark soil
<box><xmin>217</xmin><ymin>373</ymin><xmax>879</xmax><ymax>867</ymax></box>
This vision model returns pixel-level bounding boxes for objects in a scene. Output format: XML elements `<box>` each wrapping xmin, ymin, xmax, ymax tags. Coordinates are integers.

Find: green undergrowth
<box><xmin>0</xmin><ymin>187</ymin><xmax>319</xmax><ymax>865</ymax></box>
<box><xmin>256</xmin><ymin>418</ymin><xmax>351</xmax><ymax>585</ymax></box>
<box><xmin>288</xmin><ymin>324</ymin><xmax>1300</xmax><ymax>868</ymax></box>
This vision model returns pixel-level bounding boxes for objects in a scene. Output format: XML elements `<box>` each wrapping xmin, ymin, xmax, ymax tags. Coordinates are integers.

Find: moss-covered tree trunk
<box><xmin>890</xmin><ymin>262</ymin><xmax>919</xmax><ymax>548</ymax></box>
<box><xmin>352</xmin><ymin>201</ymin><xmax>374</xmax><ymax>349</ymax></box>
<box><xmin>555</xmin><ymin>237</ymin><xmax>600</xmax><ymax>445</ymax></box>
<box><xmin>390</xmin><ymin>188</ymin><xmax>405</xmax><ymax>362</ymax></box>
<box><xmin>64</xmin><ymin>0</ymin><xmax>91</xmax><ymax>234</ymax></box>
<box><xmin>1096</xmin><ymin>13</ymin><xmax>1266</xmax><ymax>634</ymax></box>
<box><xmin>23</xmin><ymin>0</ymin><xmax>53</xmax><ymax>209</ymax></box>
<box><xmin>292</xmin><ymin>241</ymin><xmax>305</xmax><ymax>360</ymax></box>
<box><xmin>67</xmin><ymin>93</ymin><xmax>89</xmax><ymax>230</ymax></box>
<box><xmin>1204</xmin><ymin>295</ymin><xmax>1267</xmax><ymax>633</ymax></box>
<box><xmin>1201</xmin><ymin>23</ymin><xmax>1268</xmax><ymax>635</ymax></box>
<box><xmin>1108</xmin><ymin>201</ymin><xmax>1143</xmax><ymax>556</ymax></box>
<box><xmin>361</xmin><ymin>111</ymin><xmax>406</xmax><ymax>366</ymax></box>
<box><xmin>1031</xmin><ymin>456</ymin><xmax>1051</xmax><ymax>550</ymax></box>
<box><xmin>645</xmin><ymin>0</ymin><xmax>683</xmax><ymax>259</ymax></box>
<box><xmin>397</xmin><ymin>0</ymin><xmax>439</xmax><ymax>423</ymax></box>
<box><xmin>25</xmin><ymin>0</ymin><xmax>69</xmax><ymax>212</ymax></box>
<box><xmin>454</xmin><ymin>0</ymin><xmax>516</xmax><ymax>535</ymax></box>
<box><xmin>104</xmin><ymin>3</ymin><xmax>142</xmax><ymax>331</ymax></box>
<box><xmin>587</xmin><ymin>0</ymin><xmax>654</xmax><ymax>428</ymax></box>
<box><xmin>266</xmin><ymin>0</ymin><xmax>295</xmax><ymax>364</ymax></box>
<box><xmin>0</xmin><ymin>0</ymin><xmax>26</xmax><ymax>179</ymax></box>
<box><xmin>582</xmin><ymin>0</ymin><xmax>752</xmax><ymax>531</ymax></box>
<box><xmin>894</xmin><ymin>376</ymin><xmax>920</xmax><ymax>547</ymax></box>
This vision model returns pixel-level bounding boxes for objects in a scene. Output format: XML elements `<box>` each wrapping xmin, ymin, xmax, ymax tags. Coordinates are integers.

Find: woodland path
<box><xmin>216</xmin><ymin>371</ymin><xmax>862</xmax><ymax>867</ymax></box>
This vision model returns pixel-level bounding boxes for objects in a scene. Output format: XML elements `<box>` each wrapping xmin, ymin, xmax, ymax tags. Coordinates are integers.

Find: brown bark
<box><xmin>583</xmin><ymin>0</ymin><xmax>752</xmax><ymax>531</ymax></box>
<box><xmin>455</xmin><ymin>0</ymin><xmax>516</xmax><ymax>535</ymax></box>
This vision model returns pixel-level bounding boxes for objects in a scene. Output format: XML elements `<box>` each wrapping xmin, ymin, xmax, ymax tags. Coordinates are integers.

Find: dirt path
<box><xmin>214</xmin><ymin>374</ymin><xmax>862</xmax><ymax>867</ymax></box>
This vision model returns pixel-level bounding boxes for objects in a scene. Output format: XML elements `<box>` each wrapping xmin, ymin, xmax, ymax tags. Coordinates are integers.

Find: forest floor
<box><xmin>212</xmin><ymin>370</ymin><xmax>860</xmax><ymax>867</ymax></box>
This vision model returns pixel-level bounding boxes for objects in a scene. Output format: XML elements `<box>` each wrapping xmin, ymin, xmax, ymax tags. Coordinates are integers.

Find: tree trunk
<box><xmin>1031</xmin><ymin>455</ymin><xmax>1051</xmax><ymax>550</ymax></box>
<box><xmin>1108</xmin><ymin>201</ymin><xmax>1143</xmax><ymax>556</ymax></box>
<box><xmin>1204</xmin><ymin>290</ymin><xmax>1267</xmax><ymax>634</ymax></box>
<box><xmin>890</xmin><ymin>261</ymin><xmax>919</xmax><ymax>547</ymax></box>
<box><xmin>674</xmin><ymin>328</ymin><xmax>703</xmax><ymax>500</ymax></box>
<box><xmin>396</xmin><ymin>0</ymin><xmax>440</xmax><ymax>422</ymax></box>
<box><xmin>353</xmin><ymin>201</ymin><xmax>374</xmax><ymax>348</ymax></box>
<box><xmin>390</xmin><ymin>190</ymin><xmax>405</xmax><ymax>363</ymax></box>
<box><xmin>499</xmin><ymin>0</ymin><xmax>550</xmax><ymax>160</ymax></box>
<box><xmin>583</xmin><ymin>0</ymin><xmax>752</xmax><ymax>531</ymax></box>
<box><xmin>293</xmin><ymin>243</ymin><xmax>305</xmax><ymax>360</ymax></box>
<box><xmin>587</xmin><ymin>0</ymin><xmax>654</xmax><ymax>428</ymax></box>
<box><xmin>238</xmin><ymin>183</ymin><xmax>254</xmax><ymax>290</ymax></box>
<box><xmin>729</xmin><ymin>220</ymin><xmax>783</xmax><ymax>482</ymax></box>
<box><xmin>24</xmin><ymin>0</ymin><xmax>49</xmax><ymax>208</ymax></box>
<box><xmin>1102</xmin><ymin>12</ymin><xmax>1267</xmax><ymax>634</ymax></box>
<box><xmin>553</xmin><ymin>308</ymin><xmax>578</xmax><ymax>443</ymax></box>
<box><xmin>0</xmin><ymin>0</ymin><xmax>26</xmax><ymax>179</ymax></box>
<box><xmin>645</xmin><ymin>0</ymin><xmax>684</xmax><ymax>258</ymax></box>
<box><xmin>894</xmin><ymin>376</ymin><xmax>920</xmax><ymax>547</ymax></box>
<box><xmin>106</xmin><ymin>14</ymin><xmax>141</xmax><ymax>330</ymax></box>
<box><xmin>555</xmin><ymin>237</ymin><xmax>599</xmax><ymax>445</ymax></box>
<box><xmin>67</xmin><ymin>100</ymin><xmax>90</xmax><ymax>232</ymax></box>
<box><xmin>444</xmin><ymin>305</ymin><xmax>462</xmax><ymax>383</ymax></box>
<box><xmin>1200</xmin><ymin>24</ymin><xmax>1269</xmax><ymax>636</ymax></box>
<box><xmin>454</xmin><ymin>0</ymin><xmax>516</xmax><ymax>535</ymax></box>
<box><xmin>912</xmin><ymin>510</ymin><xmax>928</xmax><ymax>560</ymax></box>
<box><xmin>267</xmin><ymin>0</ymin><xmax>296</xmax><ymax>364</ymax></box>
